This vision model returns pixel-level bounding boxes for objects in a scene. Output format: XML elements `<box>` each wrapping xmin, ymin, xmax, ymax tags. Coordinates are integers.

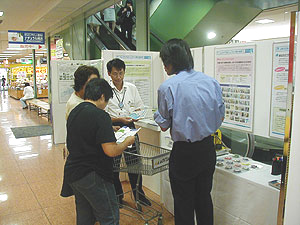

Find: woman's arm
<box><xmin>101</xmin><ymin>136</ymin><xmax>135</xmax><ymax>157</ymax></box>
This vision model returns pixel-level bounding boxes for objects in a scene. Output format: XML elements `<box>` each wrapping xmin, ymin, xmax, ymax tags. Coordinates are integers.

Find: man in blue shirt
<box><xmin>154</xmin><ymin>39</ymin><xmax>225</xmax><ymax>225</ymax></box>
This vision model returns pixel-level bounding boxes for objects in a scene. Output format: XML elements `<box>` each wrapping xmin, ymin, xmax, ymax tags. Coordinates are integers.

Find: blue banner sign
<box><xmin>8</xmin><ymin>30</ymin><xmax>45</xmax><ymax>45</ymax></box>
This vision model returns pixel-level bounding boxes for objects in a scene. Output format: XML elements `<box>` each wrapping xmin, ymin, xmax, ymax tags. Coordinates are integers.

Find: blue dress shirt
<box><xmin>154</xmin><ymin>69</ymin><xmax>225</xmax><ymax>142</ymax></box>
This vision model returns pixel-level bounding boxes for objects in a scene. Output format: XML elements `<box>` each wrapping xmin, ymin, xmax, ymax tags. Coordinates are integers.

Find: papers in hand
<box><xmin>115</xmin><ymin>126</ymin><xmax>141</xmax><ymax>144</ymax></box>
<box><xmin>129</xmin><ymin>107</ymin><xmax>148</xmax><ymax>120</ymax></box>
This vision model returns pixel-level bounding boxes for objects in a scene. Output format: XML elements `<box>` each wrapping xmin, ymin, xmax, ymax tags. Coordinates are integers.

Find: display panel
<box><xmin>114</xmin><ymin>53</ymin><xmax>153</xmax><ymax>108</ymax></box>
<box><xmin>215</xmin><ymin>46</ymin><xmax>256</xmax><ymax>132</ymax></box>
<box><xmin>270</xmin><ymin>42</ymin><xmax>289</xmax><ymax>139</ymax></box>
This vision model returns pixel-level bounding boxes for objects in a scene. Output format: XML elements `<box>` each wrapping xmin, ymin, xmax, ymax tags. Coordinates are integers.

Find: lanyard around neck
<box><xmin>113</xmin><ymin>87</ymin><xmax>127</xmax><ymax>109</ymax></box>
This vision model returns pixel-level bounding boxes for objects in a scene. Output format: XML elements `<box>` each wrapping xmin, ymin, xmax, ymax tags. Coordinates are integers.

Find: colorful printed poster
<box><xmin>114</xmin><ymin>54</ymin><xmax>152</xmax><ymax>107</ymax></box>
<box><xmin>270</xmin><ymin>42</ymin><xmax>289</xmax><ymax>138</ymax></box>
<box><xmin>215</xmin><ymin>46</ymin><xmax>255</xmax><ymax>132</ymax></box>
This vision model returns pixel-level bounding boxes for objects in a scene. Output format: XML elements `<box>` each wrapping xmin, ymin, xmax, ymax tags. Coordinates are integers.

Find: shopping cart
<box><xmin>113</xmin><ymin>142</ymin><xmax>171</xmax><ymax>225</ymax></box>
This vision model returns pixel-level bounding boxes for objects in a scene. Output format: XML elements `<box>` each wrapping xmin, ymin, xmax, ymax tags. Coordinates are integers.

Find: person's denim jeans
<box><xmin>70</xmin><ymin>171</ymin><xmax>119</xmax><ymax>225</ymax></box>
<box><xmin>20</xmin><ymin>97</ymin><xmax>28</xmax><ymax>108</ymax></box>
<box><xmin>20</xmin><ymin>97</ymin><xmax>33</xmax><ymax>108</ymax></box>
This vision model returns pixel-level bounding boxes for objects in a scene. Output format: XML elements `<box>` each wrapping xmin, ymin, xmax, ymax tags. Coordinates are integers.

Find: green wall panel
<box><xmin>150</xmin><ymin>0</ymin><xmax>216</xmax><ymax>42</ymax></box>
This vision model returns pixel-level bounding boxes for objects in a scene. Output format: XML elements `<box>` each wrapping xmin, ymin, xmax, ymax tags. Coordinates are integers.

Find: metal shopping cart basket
<box><xmin>113</xmin><ymin>142</ymin><xmax>171</xmax><ymax>225</ymax></box>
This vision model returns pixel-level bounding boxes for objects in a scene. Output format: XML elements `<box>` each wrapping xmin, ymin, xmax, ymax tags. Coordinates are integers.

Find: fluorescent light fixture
<box><xmin>0</xmin><ymin>11</ymin><xmax>3</xmax><ymax>17</ymax></box>
<box><xmin>255</xmin><ymin>19</ymin><xmax>274</xmax><ymax>24</ymax></box>
<box><xmin>7</xmin><ymin>47</ymin><xmax>22</xmax><ymax>50</ymax></box>
<box><xmin>0</xmin><ymin>193</ymin><xmax>8</xmax><ymax>202</ymax></box>
<box><xmin>207</xmin><ymin>32</ymin><xmax>216</xmax><ymax>39</ymax></box>
<box><xmin>0</xmin><ymin>53</ymin><xmax>16</xmax><ymax>55</ymax></box>
<box><xmin>3</xmin><ymin>51</ymin><xmax>21</xmax><ymax>54</ymax></box>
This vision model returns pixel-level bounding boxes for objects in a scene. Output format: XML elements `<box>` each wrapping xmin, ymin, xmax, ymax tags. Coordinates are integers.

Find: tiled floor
<box><xmin>0</xmin><ymin>91</ymin><xmax>174</xmax><ymax>225</ymax></box>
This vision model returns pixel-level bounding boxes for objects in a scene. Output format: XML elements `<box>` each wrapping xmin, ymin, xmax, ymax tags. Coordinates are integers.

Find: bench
<box><xmin>26</xmin><ymin>99</ymin><xmax>50</xmax><ymax>121</ymax></box>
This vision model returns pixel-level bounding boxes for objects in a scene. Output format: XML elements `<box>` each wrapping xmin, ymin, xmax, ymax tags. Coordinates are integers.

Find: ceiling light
<box><xmin>207</xmin><ymin>32</ymin><xmax>216</xmax><ymax>39</ymax></box>
<box><xmin>7</xmin><ymin>47</ymin><xmax>23</xmax><ymax>50</ymax></box>
<box><xmin>0</xmin><ymin>193</ymin><xmax>8</xmax><ymax>202</ymax></box>
<box><xmin>3</xmin><ymin>51</ymin><xmax>20</xmax><ymax>54</ymax></box>
<box><xmin>255</xmin><ymin>19</ymin><xmax>274</xmax><ymax>24</ymax></box>
<box><xmin>0</xmin><ymin>11</ymin><xmax>3</xmax><ymax>17</ymax></box>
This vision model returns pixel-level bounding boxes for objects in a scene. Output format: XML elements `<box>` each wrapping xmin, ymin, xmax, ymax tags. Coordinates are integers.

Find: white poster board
<box><xmin>114</xmin><ymin>54</ymin><xmax>152</xmax><ymax>107</ymax></box>
<box><xmin>51</xmin><ymin>59</ymin><xmax>102</xmax><ymax>144</ymax></box>
<box><xmin>270</xmin><ymin>42</ymin><xmax>289</xmax><ymax>138</ymax></box>
<box><xmin>191</xmin><ymin>47</ymin><xmax>203</xmax><ymax>72</ymax></box>
<box><xmin>215</xmin><ymin>46</ymin><xmax>255</xmax><ymax>132</ymax></box>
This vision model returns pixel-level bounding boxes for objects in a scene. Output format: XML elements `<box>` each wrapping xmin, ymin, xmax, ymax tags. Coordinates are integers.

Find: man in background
<box><xmin>106</xmin><ymin>58</ymin><xmax>151</xmax><ymax>206</ymax></box>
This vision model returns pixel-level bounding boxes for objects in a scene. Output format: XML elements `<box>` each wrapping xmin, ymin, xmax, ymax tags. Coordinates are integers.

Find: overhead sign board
<box><xmin>8</xmin><ymin>43</ymin><xmax>46</xmax><ymax>50</ymax></box>
<box><xmin>8</xmin><ymin>30</ymin><xmax>45</xmax><ymax>45</ymax></box>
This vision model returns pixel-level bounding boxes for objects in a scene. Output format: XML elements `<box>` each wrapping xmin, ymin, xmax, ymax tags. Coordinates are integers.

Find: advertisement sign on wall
<box><xmin>270</xmin><ymin>42</ymin><xmax>289</xmax><ymax>138</ymax></box>
<box><xmin>215</xmin><ymin>46</ymin><xmax>256</xmax><ymax>132</ymax></box>
<box><xmin>8</xmin><ymin>30</ymin><xmax>45</xmax><ymax>49</ymax></box>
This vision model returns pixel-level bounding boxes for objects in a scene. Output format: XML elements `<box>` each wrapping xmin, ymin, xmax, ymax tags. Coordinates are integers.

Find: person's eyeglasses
<box><xmin>111</xmin><ymin>71</ymin><xmax>124</xmax><ymax>77</ymax></box>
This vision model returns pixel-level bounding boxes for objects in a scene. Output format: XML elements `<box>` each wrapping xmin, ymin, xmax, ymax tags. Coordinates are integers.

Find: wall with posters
<box><xmin>215</xmin><ymin>46</ymin><xmax>255</xmax><ymax>132</ymax></box>
<box><xmin>51</xmin><ymin>59</ymin><xmax>102</xmax><ymax>144</ymax></box>
<box><xmin>270</xmin><ymin>42</ymin><xmax>289</xmax><ymax>139</ymax></box>
<box><xmin>203</xmin><ymin>39</ymin><xmax>288</xmax><ymax>138</ymax></box>
<box><xmin>102</xmin><ymin>50</ymin><xmax>165</xmax><ymax>109</ymax></box>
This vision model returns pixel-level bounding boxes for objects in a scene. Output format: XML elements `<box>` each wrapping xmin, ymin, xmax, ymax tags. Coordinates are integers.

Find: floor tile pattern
<box><xmin>0</xmin><ymin>92</ymin><xmax>174</xmax><ymax>225</ymax></box>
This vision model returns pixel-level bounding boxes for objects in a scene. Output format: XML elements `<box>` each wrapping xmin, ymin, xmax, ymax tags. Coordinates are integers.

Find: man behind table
<box><xmin>105</xmin><ymin>58</ymin><xmax>151</xmax><ymax>206</ymax></box>
<box><xmin>154</xmin><ymin>39</ymin><xmax>225</xmax><ymax>225</ymax></box>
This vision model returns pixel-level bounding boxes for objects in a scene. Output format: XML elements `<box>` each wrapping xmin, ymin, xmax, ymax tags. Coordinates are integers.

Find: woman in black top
<box><xmin>117</xmin><ymin>0</ymin><xmax>135</xmax><ymax>47</ymax></box>
<box><xmin>61</xmin><ymin>78</ymin><xmax>135</xmax><ymax>225</ymax></box>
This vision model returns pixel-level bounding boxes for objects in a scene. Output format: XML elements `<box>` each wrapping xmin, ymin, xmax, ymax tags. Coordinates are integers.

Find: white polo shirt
<box><xmin>106</xmin><ymin>81</ymin><xmax>143</xmax><ymax>118</ymax></box>
<box><xmin>23</xmin><ymin>86</ymin><xmax>34</xmax><ymax>99</ymax></box>
<box><xmin>65</xmin><ymin>92</ymin><xmax>84</xmax><ymax>120</ymax></box>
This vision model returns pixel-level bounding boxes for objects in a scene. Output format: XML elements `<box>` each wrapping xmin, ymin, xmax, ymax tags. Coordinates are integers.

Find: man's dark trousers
<box><xmin>169</xmin><ymin>136</ymin><xmax>216</xmax><ymax>225</ymax></box>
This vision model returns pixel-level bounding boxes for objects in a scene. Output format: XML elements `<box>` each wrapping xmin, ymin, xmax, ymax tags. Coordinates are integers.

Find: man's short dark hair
<box><xmin>24</xmin><ymin>82</ymin><xmax>30</xmax><ymax>87</ymax></box>
<box><xmin>126</xmin><ymin>0</ymin><xmax>133</xmax><ymax>6</ymax></box>
<box><xmin>84</xmin><ymin>78</ymin><xmax>113</xmax><ymax>102</ymax></box>
<box><xmin>160</xmin><ymin>38</ymin><xmax>194</xmax><ymax>74</ymax></box>
<box><xmin>73</xmin><ymin>65</ymin><xmax>100</xmax><ymax>92</ymax></box>
<box><xmin>106</xmin><ymin>58</ymin><xmax>126</xmax><ymax>73</ymax></box>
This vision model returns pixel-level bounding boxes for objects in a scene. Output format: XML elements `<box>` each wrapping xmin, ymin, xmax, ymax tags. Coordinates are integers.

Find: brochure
<box><xmin>115</xmin><ymin>126</ymin><xmax>141</xmax><ymax>143</ymax></box>
<box><xmin>129</xmin><ymin>107</ymin><xmax>148</xmax><ymax>120</ymax></box>
<box><xmin>268</xmin><ymin>179</ymin><xmax>281</xmax><ymax>190</ymax></box>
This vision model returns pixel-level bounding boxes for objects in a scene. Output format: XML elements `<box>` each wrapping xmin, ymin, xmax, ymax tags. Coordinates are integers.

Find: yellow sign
<box><xmin>11</xmin><ymin>66</ymin><xmax>47</xmax><ymax>76</ymax></box>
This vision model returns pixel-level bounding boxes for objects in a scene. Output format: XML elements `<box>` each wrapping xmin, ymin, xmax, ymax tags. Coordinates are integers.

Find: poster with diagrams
<box><xmin>57</xmin><ymin>60</ymin><xmax>101</xmax><ymax>103</ymax></box>
<box><xmin>215</xmin><ymin>46</ymin><xmax>255</xmax><ymax>132</ymax></box>
<box><xmin>114</xmin><ymin>54</ymin><xmax>153</xmax><ymax>107</ymax></box>
<box><xmin>270</xmin><ymin>42</ymin><xmax>289</xmax><ymax>139</ymax></box>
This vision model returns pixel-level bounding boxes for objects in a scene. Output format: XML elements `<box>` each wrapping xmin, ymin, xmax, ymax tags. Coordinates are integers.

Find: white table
<box><xmin>135</xmin><ymin>120</ymin><xmax>281</xmax><ymax>225</ymax></box>
<box><xmin>161</xmin><ymin>154</ymin><xmax>281</xmax><ymax>225</ymax></box>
